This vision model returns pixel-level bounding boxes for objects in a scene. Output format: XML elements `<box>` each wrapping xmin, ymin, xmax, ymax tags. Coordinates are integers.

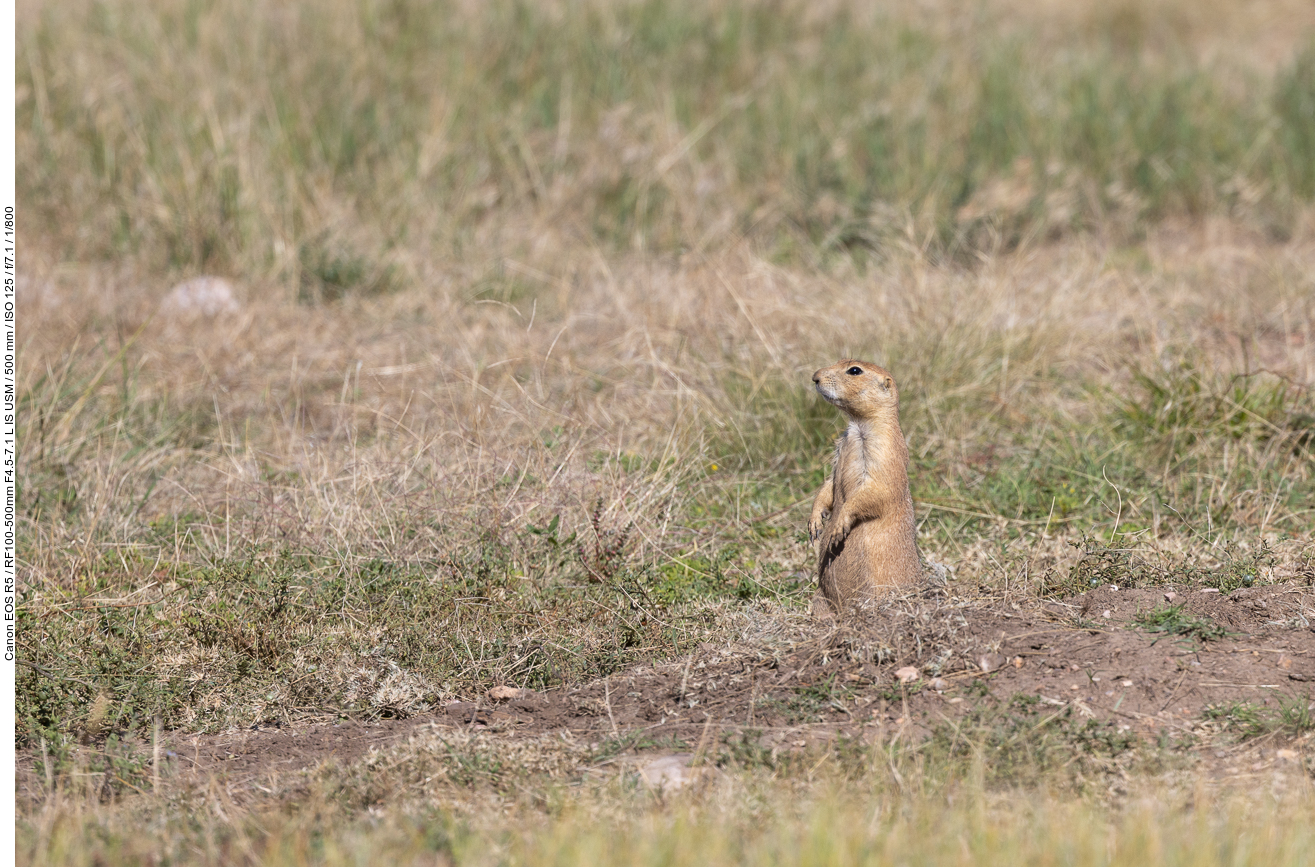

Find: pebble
<box><xmin>1164</xmin><ymin>592</ymin><xmax>1179</xmax><ymax>603</ymax></box>
<box><xmin>488</xmin><ymin>685</ymin><xmax>526</xmax><ymax>702</ymax></box>
<box><xmin>160</xmin><ymin>276</ymin><xmax>241</xmax><ymax>318</ymax></box>
<box><xmin>639</xmin><ymin>754</ymin><xmax>703</xmax><ymax>792</ymax></box>
<box><xmin>445</xmin><ymin>701</ymin><xmax>478</xmax><ymax>722</ymax></box>
<box><xmin>977</xmin><ymin>653</ymin><xmax>1008</xmax><ymax>674</ymax></box>
<box><xmin>894</xmin><ymin>666</ymin><xmax>920</xmax><ymax>684</ymax></box>
<box><xmin>928</xmin><ymin>677</ymin><xmax>948</xmax><ymax>692</ymax></box>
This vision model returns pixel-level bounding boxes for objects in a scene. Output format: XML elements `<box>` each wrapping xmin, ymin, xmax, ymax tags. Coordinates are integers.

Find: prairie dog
<box><xmin>808</xmin><ymin>360</ymin><xmax>922</xmax><ymax>607</ymax></box>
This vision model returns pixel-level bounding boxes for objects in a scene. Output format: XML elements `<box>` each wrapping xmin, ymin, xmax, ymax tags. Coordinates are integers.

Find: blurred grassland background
<box><xmin>20</xmin><ymin>0</ymin><xmax>1315</xmax><ymax>272</ymax></box>
<box><xmin>15</xmin><ymin>0</ymin><xmax>1315</xmax><ymax>864</ymax></box>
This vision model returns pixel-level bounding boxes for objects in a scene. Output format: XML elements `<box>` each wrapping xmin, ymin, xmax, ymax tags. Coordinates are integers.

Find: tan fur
<box><xmin>807</xmin><ymin>359</ymin><xmax>922</xmax><ymax>608</ymax></box>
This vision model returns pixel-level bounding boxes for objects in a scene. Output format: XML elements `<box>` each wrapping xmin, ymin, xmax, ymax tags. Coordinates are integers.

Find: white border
<box><xmin>3</xmin><ymin>0</ymin><xmax>18</xmax><ymax>852</ymax></box>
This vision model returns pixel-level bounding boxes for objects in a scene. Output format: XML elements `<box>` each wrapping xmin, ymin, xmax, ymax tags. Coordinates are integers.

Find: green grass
<box><xmin>911</xmin><ymin>361</ymin><xmax>1314</xmax><ymax>546</ymax></box>
<box><xmin>1133</xmin><ymin>605</ymin><xmax>1230</xmax><ymax>645</ymax></box>
<box><xmin>16</xmin><ymin>531</ymin><xmax>807</xmax><ymax>748</ymax></box>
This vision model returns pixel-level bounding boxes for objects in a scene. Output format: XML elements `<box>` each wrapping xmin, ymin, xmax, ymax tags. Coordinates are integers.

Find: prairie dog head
<box><xmin>812</xmin><ymin>359</ymin><xmax>899</xmax><ymax>422</ymax></box>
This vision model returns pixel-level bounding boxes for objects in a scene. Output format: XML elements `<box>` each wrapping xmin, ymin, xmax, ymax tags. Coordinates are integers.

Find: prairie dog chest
<box><xmin>833</xmin><ymin>424</ymin><xmax>879</xmax><ymax>503</ymax></box>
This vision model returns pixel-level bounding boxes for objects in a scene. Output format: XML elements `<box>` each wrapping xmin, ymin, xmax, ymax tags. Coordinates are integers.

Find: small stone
<box><xmin>1121</xmin><ymin>680</ymin><xmax>1133</xmax><ymax>687</ymax></box>
<box><xmin>1279</xmin><ymin>657</ymin><xmax>1294</xmax><ymax>671</ymax></box>
<box><xmin>895</xmin><ymin>666</ymin><xmax>920</xmax><ymax>684</ymax></box>
<box><xmin>1102</xmin><ymin>610</ymin><xmax>1112</xmax><ymax>619</ymax></box>
<box><xmin>977</xmin><ymin>653</ymin><xmax>1008</xmax><ymax>674</ymax></box>
<box><xmin>488</xmin><ymin>685</ymin><xmax>525</xmax><ymax>702</ymax></box>
<box><xmin>1108</xmin><ymin>585</ymin><xmax>1119</xmax><ymax>592</ymax></box>
<box><xmin>1070</xmin><ymin>684</ymin><xmax>1080</xmax><ymax>691</ymax></box>
<box><xmin>639</xmin><ymin>754</ymin><xmax>702</xmax><ymax>792</ymax></box>
<box><xmin>1164</xmin><ymin>592</ymin><xmax>1179</xmax><ymax>603</ymax></box>
<box><xmin>1201</xmin><ymin>588</ymin><xmax>1221</xmax><ymax>594</ymax></box>
<box><xmin>928</xmin><ymin>677</ymin><xmax>948</xmax><ymax>692</ymax></box>
<box><xmin>1012</xmin><ymin>656</ymin><xmax>1024</xmax><ymax>668</ymax></box>
<box><xmin>160</xmin><ymin>276</ymin><xmax>240</xmax><ymax>318</ymax></box>
<box><xmin>445</xmin><ymin>701</ymin><xmax>478</xmax><ymax>722</ymax></box>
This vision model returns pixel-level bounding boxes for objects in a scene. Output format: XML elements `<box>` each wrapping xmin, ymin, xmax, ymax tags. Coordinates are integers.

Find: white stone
<box><xmin>639</xmin><ymin>754</ymin><xmax>702</xmax><ymax>792</ymax></box>
<box><xmin>160</xmin><ymin>276</ymin><xmax>241</xmax><ymax>318</ymax></box>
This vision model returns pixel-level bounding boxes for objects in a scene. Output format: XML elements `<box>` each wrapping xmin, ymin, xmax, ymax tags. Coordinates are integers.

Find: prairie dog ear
<box><xmin>882</xmin><ymin>376</ymin><xmax>893</xmax><ymax>391</ymax></box>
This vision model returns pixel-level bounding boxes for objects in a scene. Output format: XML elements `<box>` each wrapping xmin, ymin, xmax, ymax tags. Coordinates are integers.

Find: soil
<box><xmin>23</xmin><ymin>583</ymin><xmax>1315</xmax><ymax>802</ymax></box>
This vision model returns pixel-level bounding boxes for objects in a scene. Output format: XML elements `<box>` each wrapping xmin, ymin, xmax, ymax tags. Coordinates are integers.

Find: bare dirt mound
<box><xmin>144</xmin><ymin>581</ymin><xmax>1315</xmax><ymax>796</ymax></box>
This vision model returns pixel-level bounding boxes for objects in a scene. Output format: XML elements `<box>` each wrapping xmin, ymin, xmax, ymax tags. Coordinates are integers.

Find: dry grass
<box><xmin>19</xmin><ymin>219</ymin><xmax>1315</xmax><ymax>760</ymax></box>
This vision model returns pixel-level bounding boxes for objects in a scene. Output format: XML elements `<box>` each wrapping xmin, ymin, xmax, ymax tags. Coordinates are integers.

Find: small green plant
<box><xmin>298</xmin><ymin>236</ymin><xmax>399</xmax><ymax>303</ymax></box>
<box><xmin>1207</xmin><ymin>694</ymin><xmax>1315</xmax><ymax>741</ymax></box>
<box><xmin>1275</xmin><ymin>693</ymin><xmax>1315</xmax><ymax>737</ymax></box>
<box><xmin>1184</xmin><ymin>541</ymin><xmax>1277</xmax><ymax>593</ymax></box>
<box><xmin>755</xmin><ymin>674</ymin><xmax>853</xmax><ymax>724</ymax></box>
<box><xmin>1133</xmin><ymin>605</ymin><xmax>1229</xmax><ymax>645</ymax></box>
<box><xmin>926</xmin><ymin>692</ymin><xmax>1138</xmax><ymax>786</ymax></box>
<box><xmin>576</xmin><ymin>499</ymin><xmax>635</xmax><ymax>584</ymax></box>
<box><xmin>1203</xmin><ymin>700</ymin><xmax>1275</xmax><ymax>740</ymax></box>
<box><xmin>1052</xmin><ymin>536</ymin><xmax>1140</xmax><ymax>596</ymax></box>
<box><xmin>716</xmin><ymin>729</ymin><xmax>779</xmax><ymax>770</ymax></box>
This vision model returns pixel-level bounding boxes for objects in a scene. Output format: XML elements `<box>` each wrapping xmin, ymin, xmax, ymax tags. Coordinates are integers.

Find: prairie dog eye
<box><xmin>846</xmin><ymin>366</ymin><xmax>863</xmax><ymax>376</ymax></box>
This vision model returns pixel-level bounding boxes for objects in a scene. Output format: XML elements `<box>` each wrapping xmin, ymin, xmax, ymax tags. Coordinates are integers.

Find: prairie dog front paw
<box><xmin>819</xmin><ymin>520</ymin><xmax>849</xmax><ymax>553</ymax></box>
<box><xmin>807</xmin><ymin>510</ymin><xmax>829</xmax><ymax>543</ymax></box>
